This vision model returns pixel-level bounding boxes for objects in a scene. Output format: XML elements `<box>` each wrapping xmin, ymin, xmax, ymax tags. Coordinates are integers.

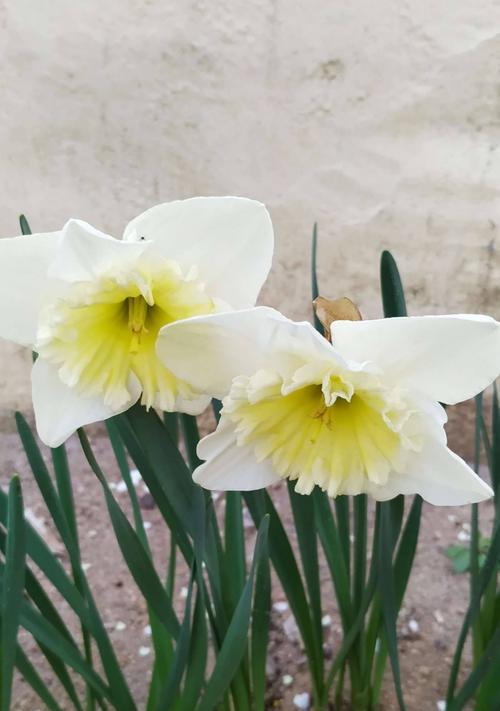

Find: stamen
<box><xmin>127</xmin><ymin>296</ymin><xmax>149</xmax><ymax>353</ymax></box>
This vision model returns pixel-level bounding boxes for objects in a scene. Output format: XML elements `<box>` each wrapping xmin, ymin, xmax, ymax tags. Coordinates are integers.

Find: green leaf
<box><xmin>288</xmin><ymin>482</ymin><xmax>324</xmax><ymax>690</ymax></box>
<box><xmin>311</xmin><ymin>222</ymin><xmax>322</xmax><ymax>332</ymax></box>
<box><xmin>448</xmin><ymin>625</ymin><xmax>500</xmax><ymax>711</ymax></box>
<box><xmin>313</xmin><ymin>490</ymin><xmax>353</xmax><ymax>630</ymax></box>
<box><xmin>244</xmin><ymin>491</ymin><xmax>320</xmax><ymax>700</ymax></box>
<box><xmin>15</xmin><ymin>414</ymin><xmax>135</xmax><ymax>710</ymax></box>
<box><xmin>377</xmin><ymin>504</ymin><xmax>406</xmax><ymax>711</ymax></box>
<box><xmin>19</xmin><ymin>214</ymin><xmax>32</xmax><ymax>235</ymax></box>
<box><xmin>156</xmin><ymin>573</ymin><xmax>195</xmax><ymax>709</ymax></box>
<box><xmin>196</xmin><ymin>517</ymin><xmax>269</xmax><ymax>711</ymax></box>
<box><xmin>0</xmin><ymin>527</ymin><xmax>83</xmax><ymax>710</ymax></box>
<box><xmin>15</xmin><ymin>646</ymin><xmax>64</xmax><ymax>711</ymax></box>
<box><xmin>380</xmin><ymin>250</ymin><xmax>407</xmax><ymax>318</ymax></box>
<box><xmin>250</xmin><ymin>523</ymin><xmax>271</xmax><ymax>711</ymax></box>
<box><xmin>180</xmin><ymin>590</ymin><xmax>208</xmax><ymax>710</ymax></box>
<box><xmin>1</xmin><ymin>476</ymin><xmax>26</xmax><ymax>711</ymax></box>
<box><xmin>180</xmin><ymin>414</ymin><xmax>203</xmax><ymax>471</ymax></box>
<box><xmin>78</xmin><ymin>429</ymin><xmax>180</xmax><ymax>641</ymax></box>
<box><xmin>224</xmin><ymin>492</ymin><xmax>246</xmax><ymax>611</ymax></box>
<box><xmin>114</xmin><ymin>413</ymin><xmax>193</xmax><ymax>563</ymax></box>
<box><xmin>106</xmin><ymin>419</ymin><xmax>148</xmax><ymax>547</ymax></box>
<box><xmin>446</xmin><ymin>520</ymin><xmax>500</xmax><ymax>704</ymax></box>
<box><xmin>16</xmin><ymin>599</ymin><xmax>111</xmax><ymax>702</ymax></box>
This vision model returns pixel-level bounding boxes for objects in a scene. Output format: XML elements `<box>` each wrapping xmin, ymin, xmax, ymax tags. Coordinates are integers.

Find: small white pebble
<box><xmin>88</xmin><ymin>529</ymin><xmax>97</xmax><ymax>538</ymax></box>
<box><xmin>143</xmin><ymin>625</ymin><xmax>152</xmax><ymax>637</ymax></box>
<box><xmin>141</xmin><ymin>484</ymin><xmax>150</xmax><ymax>495</ymax></box>
<box><xmin>408</xmin><ymin>619</ymin><xmax>419</xmax><ymax>634</ymax></box>
<box><xmin>434</xmin><ymin>610</ymin><xmax>444</xmax><ymax>625</ymax></box>
<box><xmin>180</xmin><ymin>586</ymin><xmax>188</xmax><ymax>599</ymax></box>
<box><xmin>139</xmin><ymin>646</ymin><xmax>150</xmax><ymax>657</ymax></box>
<box><xmin>109</xmin><ymin>482</ymin><xmax>117</xmax><ymax>490</ymax></box>
<box><xmin>447</xmin><ymin>514</ymin><xmax>457</xmax><ymax>524</ymax></box>
<box><xmin>143</xmin><ymin>521</ymin><xmax>152</xmax><ymax>530</ymax></box>
<box><xmin>116</xmin><ymin>481</ymin><xmax>128</xmax><ymax>493</ymax></box>
<box><xmin>115</xmin><ymin>621</ymin><xmax>126</xmax><ymax>632</ymax></box>
<box><xmin>81</xmin><ymin>562</ymin><xmax>92</xmax><ymax>572</ymax></box>
<box><xmin>457</xmin><ymin>530</ymin><xmax>471</xmax><ymax>542</ymax></box>
<box><xmin>436</xmin><ymin>701</ymin><xmax>446</xmax><ymax>711</ymax></box>
<box><xmin>282</xmin><ymin>674</ymin><xmax>294</xmax><ymax>686</ymax></box>
<box><xmin>130</xmin><ymin>469</ymin><xmax>142</xmax><ymax>486</ymax></box>
<box><xmin>321</xmin><ymin>615</ymin><xmax>332</xmax><ymax>627</ymax></box>
<box><xmin>462</xmin><ymin>522</ymin><xmax>471</xmax><ymax>533</ymax></box>
<box><xmin>293</xmin><ymin>692</ymin><xmax>310</xmax><ymax>710</ymax></box>
<box><xmin>273</xmin><ymin>601</ymin><xmax>289</xmax><ymax>613</ymax></box>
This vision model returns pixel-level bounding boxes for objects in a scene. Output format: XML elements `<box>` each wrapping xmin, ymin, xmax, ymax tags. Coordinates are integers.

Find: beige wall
<box><xmin>1</xmin><ymin>0</ymin><xmax>500</xmax><ymax>409</ymax></box>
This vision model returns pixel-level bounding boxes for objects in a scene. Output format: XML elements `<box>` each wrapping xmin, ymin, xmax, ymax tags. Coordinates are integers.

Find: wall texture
<box><xmin>1</xmin><ymin>0</ymin><xmax>500</xmax><ymax>409</ymax></box>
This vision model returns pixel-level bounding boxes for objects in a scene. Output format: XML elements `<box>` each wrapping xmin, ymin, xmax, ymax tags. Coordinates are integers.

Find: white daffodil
<box><xmin>0</xmin><ymin>197</ymin><xmax>273</xmax><ymax>447</ymax></box>
<box><xmin>157</xmin><ymin>307</ymin><xmax>499</xmax><ymax>505</ymax></box>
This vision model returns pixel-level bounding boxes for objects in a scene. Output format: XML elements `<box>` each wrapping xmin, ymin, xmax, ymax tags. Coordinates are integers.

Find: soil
<box><xmin>3</xmin><ymin>397</ymin><xmax>493</xmax><ymax>711</ymax></box>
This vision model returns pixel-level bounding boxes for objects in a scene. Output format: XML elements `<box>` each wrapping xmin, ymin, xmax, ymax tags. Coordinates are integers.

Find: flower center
<box><xmin>36</xmin><ymin>260</ymin><xmax>215</xmax><ymax>411</ymax></box>
<box><xmin>224</xmin><ymin>370</ymin><xmax>422</xmax><ymax>496</ymax></box>
<box><xmin>127</xmin><ymin>295</ymin><xmax>150</xmax><ymax>354</ymax></box>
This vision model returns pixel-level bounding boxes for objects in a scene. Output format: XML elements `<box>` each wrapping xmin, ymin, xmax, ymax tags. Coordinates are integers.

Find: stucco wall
<box><xmin>1</xmin><ymin>0</ymin><xmax>500</xmax><ymax>409</ymax></box>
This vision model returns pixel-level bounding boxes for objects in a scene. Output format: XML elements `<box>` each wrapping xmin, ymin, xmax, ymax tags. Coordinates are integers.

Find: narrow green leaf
<box><xmin>224</xmin><ymin>492</ymin><xmax>246</xmax><ymax>610</ymax></box>
<box><xmin>0</xmin><ymin>484</ymin><xmax>133</xmax><ymax>711</ymax></box>
<box><xmin>380</xmin><ymin>250</ymin><xmax>407</xmax><ymax>318</ymax></box>
<box><xmin>0</xmin><ymin>528</ymin><xmax>83</xmax><ymax>710</ymax></box>
<box><xmin>180</xmin><ymin>590</ymin><xmax>208</xmax><ymax>710</ymax></box>
<box><xmin>288</xmin><ymin>483</ymin><xmax>324</xmax><ymax>690</ymax></box>
<box><xmin>180</xmin><ymin>414</ymin><xmax>202</xmax><ymax>471</ymax></box>
<box><xmin>156</xmin><ymin>573</ymin><xmax>195</xmax><ymax>709</ymax></box>
<box><xmin>51</xmin><ymin>444</ymin><xmax>79</xmax><ymax>546</ymax></box>
<box><xmin>334</xmin><ymin>496</ymin><xmax>351</xmax><ymax>578</ymax></box>
<box><xmin>196</xmin><ymin>517</ymin><xmax>269</xmax><ymax>711</ymax></box>
<box><xmin>15</xmin><ymin>645</ymin><xmax>64</xmax><ymax>711</ymax></box>
<box><xmin>114</xmin><ymin>414</ymin><xmax>193</xmax><ymax>563</ymax></box>
<box><xmin>19</xmin><ymin>214</ymin><xmax>32</xmax><ymax>235</ymax></box>
<box><xmin>322</xmin><ymin>566</ymin><xmax>378</xmax><ymax>701</ymax></box>
<box><xmin>352</xmin><ymin>495</ymin><xmax>367</xmax><ymax>611</ymax></box>
<box><xmin>446</xmin><ymin>521</ymin><xmax>500</xmax><ymax>703</ymax></box>
<box><xmin>164</xmin><ymin>411</ymin><xmax>179</xmax><ymax>445</ymax></box>
<box><xmin>251</xmin><ymin>525</ymin><xmax>271</xmax><ymax>711</ymax></box>
<box><xmin>311</xmin><ymin>222</ymin><xmax>322</xmax><ymax>332</ymax></box>
<box><xmin>78</xmin><ymin>429</ymin><xmax>180</xmax><ymax>641</ymax></box>
<box><xmin>313</xmin><ymin>490</ymin><xmax>353</xmax><ymax>629</ymax></box>
<box><xmin>448</xmin><ymin>625</ymin><xmax>500</xmax><ymax>711</ymax></box>
<box><xmin>1</xmin><ymin>476</ymin><xmax>26</xmax><ymax>711</ymax></box>
<box><xmin>244</xmin><ymin>491</ymin><xmax>320</xmax><ymax>700</ymax></box>
<box><xmin>106</xmin><ymin>419</ymin><xmax>148</xmax><ymax>547</ymax></box>
<box><xmin>16</xmin><ymin>600</ymin><xmax>111</xmax><ymax>701</ymax></box>
<box><xmin>377</xmin><ymin>504</ymin><xmax>406</xmax><ymax>711</ymax></box>
<box><xmin>16</xmin><ymin>414</ymin><xmax>135</xmax><ymax>710</ymax></box>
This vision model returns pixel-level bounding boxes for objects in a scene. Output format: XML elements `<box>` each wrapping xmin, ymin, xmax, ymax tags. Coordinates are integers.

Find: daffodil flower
<box><xmin>157</xmin><ymin>307</ymin><xmax>499</xmax><ymax>504</ymax></box>
<box><xmin>0</xmin><ymin>198</ymin><xmax>273</xmax><ymax>447</ymax></box>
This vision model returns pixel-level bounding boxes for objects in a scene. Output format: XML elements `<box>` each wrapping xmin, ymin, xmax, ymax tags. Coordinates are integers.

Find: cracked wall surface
<box><xmin>1</xmin><ymin>0</ymin><xmax>500</xmax><ymax>409</ymax></box>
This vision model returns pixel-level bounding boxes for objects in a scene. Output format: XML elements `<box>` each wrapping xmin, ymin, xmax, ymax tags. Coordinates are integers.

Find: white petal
<box><xmin>49</xmin><ymin>219</ymin><xmax>149</xmax><ymax>282</ymax></box>
<box><xmin>367</xmin><ymin>439</ymin><xmax>493</xmax><ymax>505</ymax></box>
<box><xmin>157</xmin><ymin>307</ymin><xmax>338</xmax><ymax>399</ymax></box>
<box><xmin>331</xmin><ymin>315</ymin><xmax>500</xmax><ymax>404</ymax></box>
<box><xmin>0</xmin><ymin>231</ymin><xmax>60</xmax><ymax>345</ymax></box>
<box><xmin>173</xmin><ymin>393</ymin><xmax>211</xmax><ymax>416</ymax></box>
<box><xmin>123</xmin><ymin>197</ymin><xmax>274</xmax><ymax>308</ymax></box>
<box><xmin>194</xmin><ymin>418</ymin><xmax>281</xmax><ymax>490</ymax></box>
<box><xmin>32</xmin><ymin>358</ymin><xmax>141</xmax><ymax>447</ymax></box>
